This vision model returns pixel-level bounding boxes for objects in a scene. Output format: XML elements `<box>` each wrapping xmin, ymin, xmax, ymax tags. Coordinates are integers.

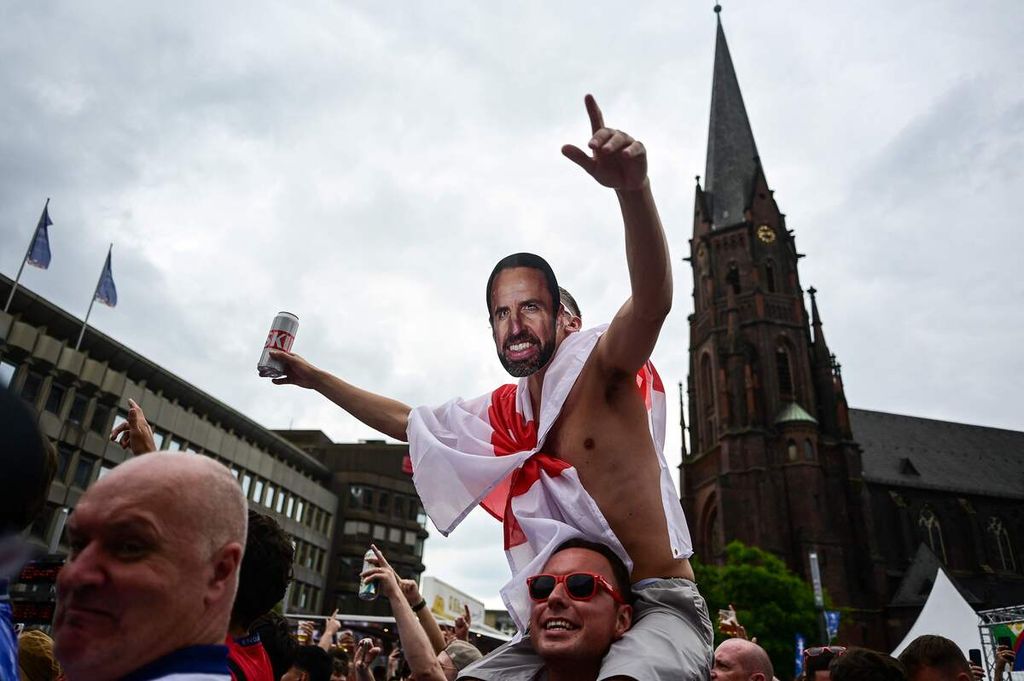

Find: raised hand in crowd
<box><xmin>319</xmin><ymin>609</ymin><xmax>342</xmax><ymax>652</ymax></box>
<box><xmin>453</xmin><ymin>605</ymin><xmax>471</xmax><ymax>642</ymax></box>
<box><xmin>718</xmin><ymin>603</ymin><xmax>757</xmax><ymax>644</ymax></box>
<box><xmin>561</xmin><ymin>94</ymin><xmax>649</xmax><ymax>192</ymax></box>
<box><xmin>110</xmin><ymin>398</ymin><xmax>156</xmax><ymax>455</ymax></box>
<box><xmin>993</xmin><ymin>644</ymin><xmax>1016</xmax><ymax>681</ymax></box>
<box><xmin>398</xmin><ymin>574</ymin><xmax>446</xmax><ymax>654</ymax></box>
<box><xmin>353</xmin><ymin>637</ymin><xmax>381</xmax><ymax>681</ymax></box>
<box><xmin>387</xmin><ymin>645</ymin><xmax>403</xmax><ymax>681</ymax></box>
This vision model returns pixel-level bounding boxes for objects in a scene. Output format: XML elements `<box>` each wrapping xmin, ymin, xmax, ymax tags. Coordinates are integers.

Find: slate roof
<box><xmin>850</xmin><ymin>408</ymin><xmax>1024</xmax><ymax>500</ymax></box>
<box><xmin>704</xmin><ymin>13</ymin><xmax>760</xmax><ymax>230</ymax></box>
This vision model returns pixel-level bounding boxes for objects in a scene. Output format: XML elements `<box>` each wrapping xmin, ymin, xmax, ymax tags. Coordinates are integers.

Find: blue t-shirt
<box><xmin>0</xmin><ymin>580</ymin><xmax>18</xmax><ymax>681</ymax></box>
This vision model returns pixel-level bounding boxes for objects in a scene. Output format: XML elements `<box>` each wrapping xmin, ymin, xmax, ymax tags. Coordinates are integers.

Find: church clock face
<box><xmin>756</xmin><ymin>224</ymin><xmax>776</xmax><ymax>244</ymax></box>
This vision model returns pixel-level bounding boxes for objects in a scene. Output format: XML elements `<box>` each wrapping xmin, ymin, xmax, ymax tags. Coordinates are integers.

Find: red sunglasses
<box><xmin>526</xmin><ymin>572</ymin><xmax>627</xmax><ymax>604</ymax></box>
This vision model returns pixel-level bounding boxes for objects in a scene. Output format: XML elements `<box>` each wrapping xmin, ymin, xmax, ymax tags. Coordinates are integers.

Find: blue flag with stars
<box><xmin>95</xmin><ymin>249</ymin><xmax>117</xmax><ymax>307</ymax></box>
<box><xmin>27</xmin><ymin>200</ymin><xmax>53</xmax><ymax>269</ymax></box>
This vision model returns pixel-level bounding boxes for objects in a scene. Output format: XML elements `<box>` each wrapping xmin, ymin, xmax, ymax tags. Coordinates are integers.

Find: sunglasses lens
<box><xmin>565</xmin><ymin>573</ymin><xmax>597</xmax><ymax>599</ymax></box>
<box><xmin>529</xmin><ymin>575</ymin><xmax>556</xmax><ymax>600</ymax></box>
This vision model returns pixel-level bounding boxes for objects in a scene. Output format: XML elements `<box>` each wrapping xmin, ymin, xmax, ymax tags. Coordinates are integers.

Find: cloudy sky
<box><xmin>2</xmin><ymin>1</ymin><xmax>1022</xmax><ymax>607</ymax></box>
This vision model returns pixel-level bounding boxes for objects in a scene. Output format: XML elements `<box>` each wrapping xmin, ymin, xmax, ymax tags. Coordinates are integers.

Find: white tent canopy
<box><xmin>892</xmin><ymin>567</ymin><xmax>981</xmax><ymax>657</ymax></box>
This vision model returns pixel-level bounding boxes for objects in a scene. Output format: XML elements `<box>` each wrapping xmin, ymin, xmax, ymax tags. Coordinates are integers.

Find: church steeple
<box><xmin>704</xmin><ymin>5</ymin><xmax>761</xmax><ymax>230</ymax></box>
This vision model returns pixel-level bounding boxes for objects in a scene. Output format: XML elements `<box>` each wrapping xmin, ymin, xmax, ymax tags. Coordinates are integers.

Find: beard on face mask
<box><xmin>497</xmin><ymin>328</ymin><xmax>556</xmax><ymax>377</ymax></box>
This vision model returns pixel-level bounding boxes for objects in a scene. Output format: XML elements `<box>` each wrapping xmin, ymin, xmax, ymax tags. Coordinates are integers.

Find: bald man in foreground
<box><xmin>711</xmin><ymin>638</ymin><xmax>774</xmax><ymax>681</ymax></box>
<box><xmin>53</xmin><ymin>453</ymin><xmax>248</xmax><ymax>681</ymax></box>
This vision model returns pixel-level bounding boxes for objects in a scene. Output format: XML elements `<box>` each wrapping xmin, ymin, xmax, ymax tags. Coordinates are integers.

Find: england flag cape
<box><xmin>407</xmin><ymin>325</ymin><xmax>693</xmax><ymax>635</ymax></box>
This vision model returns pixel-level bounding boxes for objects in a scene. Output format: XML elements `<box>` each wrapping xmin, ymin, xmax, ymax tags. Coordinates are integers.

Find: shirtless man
<box><xmin>272</xmin><ymin>95</ymin><xmax>711</xmax><ymax>679</ymax></box>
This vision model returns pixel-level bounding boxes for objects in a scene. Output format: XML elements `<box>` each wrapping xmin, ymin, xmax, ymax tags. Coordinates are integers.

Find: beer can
<box><xmin>358</xmin><ymin>548</ymin><xmax>378</xmax><ymax>601</ymax></box>
<box><xmin>258</xmin><ymin>311</ymin><xmax>299</xmax><ymax>378</ymax></box>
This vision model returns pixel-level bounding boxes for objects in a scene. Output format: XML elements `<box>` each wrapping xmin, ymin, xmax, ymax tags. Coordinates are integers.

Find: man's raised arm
<box><xmin>562</xmin><ymin>94</ymin><xmax>672</xmax><ymax>374</ymax></box>
<box><xmin>269</xmin><ymin>350</ymin><xmax>411</xmax><ymax>441</ymax></box>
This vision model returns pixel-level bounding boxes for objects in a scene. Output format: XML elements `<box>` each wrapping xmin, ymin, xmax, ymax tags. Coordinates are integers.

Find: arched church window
<box><xmin>803</xmin><ymin>439</ymin><xmax>815</xmax><ymax>461</ymax></box>
<box><xmin>787</xmin><ymin>439</ymin><xmax>798</xmax><ymax>462</ymax></box>
<box><xmin>726</xmin><ymin>263</ymin><xmax>741</xmax><ymax>294</ymax></box>
<box><xmin>988</xmin><ymin>517</ymin><xmax>1016</xmax><ymax>572</ymax></box>
<box><xmin>700</xmin><ymin>354</ymin><xmax>715</xmax><ymax>446</ymax></box>
<box><xmin>776</xmin><ymin>346</ymin><xmax>794</xmax><ymax>398</ymax></box>
<box><xmin>919</xmin><ymin>508</ymin><xmax>947</xmax><ymax>563</ymax></box>
<box><xmin>765</xmin><ymin>261</ymin><xmax>776</xmax><ymax>293</ymax></box>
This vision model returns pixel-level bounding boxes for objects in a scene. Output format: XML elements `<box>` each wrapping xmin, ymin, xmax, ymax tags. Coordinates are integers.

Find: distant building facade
<box><xmin>276</xmin><ymin>432</ymin><xmax>428</xmax><ymax>616</ymax></box>
<box><xmin>1</xmin><ymin>274</ymin><xmax>336</xmax><ymax>614</ymax></box>
<box><xmin>682</xmin><ymin>9</ymin><xmax>1024</xmax><ymax>649</ymax></box>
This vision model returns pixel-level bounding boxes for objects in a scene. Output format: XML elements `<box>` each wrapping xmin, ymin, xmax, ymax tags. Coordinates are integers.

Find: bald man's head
<box><xmin>55</xmin><ymin>452</ymin><xmax>248</xmax><ymax>681</ymax></box>
<box><xmin>712</xmin><ymin>638</ymin><xmax>774</xmax><ymax>681</ymax></box>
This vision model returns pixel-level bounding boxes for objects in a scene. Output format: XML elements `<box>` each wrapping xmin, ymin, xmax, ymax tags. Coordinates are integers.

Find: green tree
<box><xmin>693</xmin><ymin>541</ymin><xmax>826</xmax><ymax>678</ymax></box>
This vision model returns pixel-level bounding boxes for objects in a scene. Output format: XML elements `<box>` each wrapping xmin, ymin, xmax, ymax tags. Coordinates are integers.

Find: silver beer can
<box><xmin>257</xmin><ymin>311</ymin><xmax>299</xmax><ymax>378</ymax></box>
<box><xmin>358</xmin><ymin>548</ymin><xmax>378</xmax><ymax>601</ymax></box>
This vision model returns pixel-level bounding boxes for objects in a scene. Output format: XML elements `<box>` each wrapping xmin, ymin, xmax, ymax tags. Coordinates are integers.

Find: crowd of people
<box><xmin>1</xmin><ymin>95</ymin><xmax>1020</xmax><ymax>681</ymax></box>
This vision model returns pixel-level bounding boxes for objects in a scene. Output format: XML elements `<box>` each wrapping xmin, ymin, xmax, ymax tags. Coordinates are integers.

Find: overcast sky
<box><xmin>2</xmin><ymin>1</ymin><xmax>1022</xmax><ymax>608</ymax></box>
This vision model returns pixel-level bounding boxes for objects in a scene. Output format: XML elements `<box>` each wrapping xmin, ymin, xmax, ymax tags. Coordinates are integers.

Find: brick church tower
<box><xmin>681</xmin><ymin>6</ymin><xmax>886</xmax><ymax>644</ymax></box>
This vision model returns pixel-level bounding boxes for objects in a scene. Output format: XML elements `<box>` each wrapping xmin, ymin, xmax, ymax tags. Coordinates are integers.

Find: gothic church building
<box><xmin>682</xmin><ymin>8</ymin><xmax>1024</xmax><ymax>649</ymax></box>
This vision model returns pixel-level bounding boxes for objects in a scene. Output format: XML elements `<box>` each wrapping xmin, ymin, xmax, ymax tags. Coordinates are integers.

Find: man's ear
<box><xmin>207</xmin><ymin>541</ymin><xmax>243</xmax><ymax>604</ymax></box>
<box><xmin>613</xmin><ymin>604</ymin><xmax>633</xmax><ymax>640</ymax></box>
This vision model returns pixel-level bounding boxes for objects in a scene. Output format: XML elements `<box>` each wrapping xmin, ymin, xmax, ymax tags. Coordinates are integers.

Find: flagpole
<box><xmin>75</xmin><ymin>243</ymin><xmax>111</xmax><ymax>351</ymax></box>
<box><xmin>4</xmin><ymin>198</ymin><xmax>49</xmax><ymax>313</ymax></box>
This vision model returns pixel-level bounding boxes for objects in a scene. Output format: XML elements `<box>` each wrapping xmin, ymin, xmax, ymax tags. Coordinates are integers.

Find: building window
<box><xmin>89</xmin><ymin>403</ymin><xmax>113</xmax><ymax>435</ymax></box>
<box><xmin>776</xmin><ymin>346</ymin><xmax>793</xmax><ymax>398</ymax></box>
<box><xmin>988</xmin><ymin>517</ymin><xmax>1016</xmax><ymax>572</ymax></box>
<box><xmin>404</xmin><ymin>531</ymin><xmax>417</xmax><ymax>547</ymax></box>
<box><xmin>45</xmin><ymin>381</ymin><xmax>68</xmax><ymax>415</ymax></box>
<box><xmin>295</xmin><ymin>500</ymin><xmax>305</xmax><ymax>523</ymax></box>
<box><xmin>286</xmin><ymin>495</ymin><xmax>295</xmax><ymax>518</ymax></box>
<box><xmin>394</xmin><ymin>496</ymin><xmax>406</xmax><ymax>520</ymax></box>
<box><xmin>726</xmin><ymin>263</ymin><xmax>741</xmax><ymax>294</ymax></box>
<box><xmin>414</xmin><ymin>537</ymin><xmax>424</xmax><ymax>557</ymax></box>
<box><xmin>803</xmin><ymin>440</ymin><xmax>815</xmax><ymax>461</ymax></box>
<box><xmin>264</xmin><ymin>484</ymin><xmax>276</xmax><ymax>509</ymax></box>
<box><xmin>416</xmin><ymin>507</ymin><xmax>428</xmax><ymax>529</ymax></box>
<box><xmin>241</xmin><ymin>473</ymin><xmax>252</xmax><ymax>498</ymax></box>
<box><xmin>389</xmin><ymin>527</ymin><xmax>402</xmax><ymax>544</ymax></box>
<box><xmin>373</xmin><ymin>525</ymin><xmax>386</xmax><ymax>540</ymax></box>
<box><xmin>276</xmin><ymin>490</ymin><xmax>286</xmax><ymax>514</ymax></box>
<box><xmin>55</xmin><ymin>444</ymin><xmax>74</xmax><ymax>482</ymax></box>
<box><xmin>21</xmin><ymin>370</ymin><xmax>44</xmax><ymax>404</ymax></box>
<box><xmin>150</xmin><ymin>431</ymin><xmax>165</xmax><ymax>449</ymax></box>
<box><xmin>72</xmin><ymin>455</ymin><xmax>97</xmax><ymax>489</ymax></box>
<box><xmin>344</xmin><ymin>521</ymin><xmax>370</xmax><ymax>536</ymax></box>
<box><xmin>167</xmin><ymin>438</ymin><xmax>183</xmax><ymax>451</ymax></box>
<box><xmin>0</xmin><ymin>360</ymin><xmax>16</xmax><ymax>389</ymax></box>
<box><xmin>919</xmin><ymin>508</ymin><xmax>947</xmax><ymax>563</ymax></box>
<box><xmin>378</xmin><ymin>492</ymin><xmax>390</xmax><ymax>514</ymax></box>
<box><xmin>785</xmin><ymin>439</ymin><xmax>798</xmax><ymax>462</ymax></box>
<box><xmin>252</xmin><ymin>479</ymin><xmax>264</xmax><ymax>503</ymax></box>
<box><xmin>68</xmin><ymin>392</ymin><xmax>90</xmax><ymax>425</ymax></box>
<box><xmin>765</xmin><ymin>261</ymin><xmax>777</xmax><ymax>293</ymax></box>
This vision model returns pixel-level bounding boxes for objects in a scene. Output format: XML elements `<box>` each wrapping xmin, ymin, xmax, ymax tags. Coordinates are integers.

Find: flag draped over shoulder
<box><xmin>95</xmin><ymin>250</ymin><xmax>117</xmax><ymax>307</ymax></box>
<box><xmin>407</xmin><ymin>324</ymin><xmax>692</xmax><ymax>635</ymax></box>
<box><xmin>27</xmin><ymin>201</ymin><xmax>53</xmax><ymax>269</ymax></box>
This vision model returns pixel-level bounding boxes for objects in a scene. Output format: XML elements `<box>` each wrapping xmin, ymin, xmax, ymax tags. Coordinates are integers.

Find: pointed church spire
<box><xmin>704</xmin><ymin>5</ymin><xmax>761</xmax><ymax>230</ymax></box>
<box><xmin>807</xmin><ymin>286</ymin><xmax>832</xmax><ymax>363</ymax></box>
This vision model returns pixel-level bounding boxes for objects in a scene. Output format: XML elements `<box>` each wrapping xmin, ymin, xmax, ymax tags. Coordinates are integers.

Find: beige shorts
<box><xmin>460</xmin><ymin>578</ymin><xmax>713</xmax><ymax>681</ymax></box>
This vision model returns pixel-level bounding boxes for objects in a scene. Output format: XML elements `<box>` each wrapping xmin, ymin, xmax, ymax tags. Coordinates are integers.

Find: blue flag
<box><xmin>795</xmin><ymin>633</ymin><xmax>806</xmax><ymax>677</ymax></box>
<box><xmin>27</xmin><ymin>200</ymin><xmax>53</xmax><ymax>269</ymax></box>
<box><xmin>825</xmin><ymin>610</ymin><xmax>841</xmax><ymax>642</ymax></box>
<box><xmin>95</xmin><ymin>249</ymin><xmax>117</xmax><ymax>307</ymax></box>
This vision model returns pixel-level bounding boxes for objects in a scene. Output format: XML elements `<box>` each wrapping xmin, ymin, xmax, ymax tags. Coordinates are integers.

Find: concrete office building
<box><xmin>0</xmin><ymin>274</ymin><xmax>336</xmax><ymax>615</ymax></box>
